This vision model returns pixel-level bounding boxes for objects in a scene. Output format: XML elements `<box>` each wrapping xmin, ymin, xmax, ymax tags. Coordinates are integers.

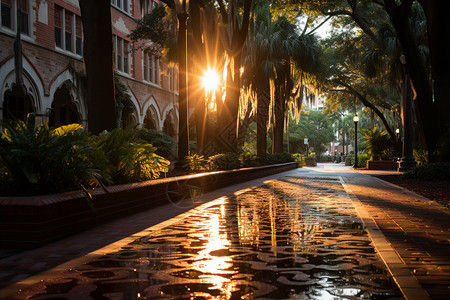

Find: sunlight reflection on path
<box><xmin>12</xmin><ymin>176</ymin><xmax>402</xmax><ymax>299</ymax></box>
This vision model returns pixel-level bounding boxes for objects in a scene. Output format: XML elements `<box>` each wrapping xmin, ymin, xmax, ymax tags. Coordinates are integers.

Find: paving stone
<box><xmin>1</xmin><ymin>164</ymin><xmax>448</xmax><ymax>299</ymax></box>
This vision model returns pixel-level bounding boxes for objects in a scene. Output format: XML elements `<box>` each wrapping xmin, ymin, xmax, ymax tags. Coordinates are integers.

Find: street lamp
<box><xmin>353</xmin><ymin>115</ymin><xmax>359</xmax><ymax>168</ymax></box>
<box><xmin>398</xmin><ymin>54</ymin><xmax>416</xmax><ymax>171</ymax></box>
<box><xmin>175</xmin><ymin>0</ymin><xmax>190</xmax><ymax>168</ymax></box>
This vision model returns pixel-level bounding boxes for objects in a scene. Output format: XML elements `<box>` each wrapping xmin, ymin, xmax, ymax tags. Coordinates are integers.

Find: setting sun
<box><xmin>202</xmin><ymin>68</ymin><xmax>220</xmax><ymax>91</ymax></box>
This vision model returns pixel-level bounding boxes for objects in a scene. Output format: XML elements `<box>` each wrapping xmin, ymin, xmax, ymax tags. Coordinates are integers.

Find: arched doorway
<box><xmin>143</xmin><ymin>106</ymin><xmax>158</xmax><ymax>130</ymax></box>
<box><xmin>163</xmin><ymin>110</ymin><xmax>177</xmax><ymax>139</ymax></box>
<box><xmin>49</xmin><ymin>83</ymin><xmax>80</xmax><ymax>127</ymax></box>
<box><xmin>2</xmin><ymin>89</ymin><xmax>34</xmax><ymax>121</ymax></box>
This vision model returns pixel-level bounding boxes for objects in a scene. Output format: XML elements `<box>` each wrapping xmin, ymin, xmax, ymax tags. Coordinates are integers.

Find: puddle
<box><xmin>15</xmin><ymin>178</ymin><xmax>402</xmax><ymax>299</ymax></box>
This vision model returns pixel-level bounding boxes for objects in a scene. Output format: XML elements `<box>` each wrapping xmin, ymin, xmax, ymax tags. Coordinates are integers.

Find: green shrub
<box><xmin>89</xmin><ymin>127</ymin><xmax>169</xmax><ymax>184</ymax></box>
<box><xmin>357</xmin><ymin>153</ymin><xmax>370</xmax><ymax>168</ymax></box>
<box><xmin>240</xmin><ymin>150</ymin><xmax>260</xmax><ymax>167</ymax></box>
<box><xmin>292</xmin><ymin>153</ymin><xmax>305</xmax><ymax>164</ymax></box>
<box><xmin>0</xmin><ymin>117</ymin><xmax>170</xmax><ymax>196</ymax></box>
<box><xmin>413</xmin><ymin>148</ymin><xmax>428</xmax><ymax>167</ymax></box>
<box><xmin>402</xmin><ymin>162</ymin><xmax>450</xmax><ymax>180</ymax></box>
<box><xmin>260</xmin><ymin>153</ymin><xmax>295</xmax><ymax>165</ymax></box>
<box><xmin>209</xmin><ymin>153</ymin><xmax>241</xmax><ymax>170</ymax></box>
<box><xmin>0</xmin><ymin>114</ymin><xmax>97</xmax><ymax>196</ymax></box>
<box><xmin>135</xmin><ymin>128</ymin><xmax>176</xmax><ymax>160</ymax></box>
<box><xmin>362</xmin><ymin>128</ymin><xmax>392</xmax><ymax>160</ymax></box>
<box><xmin>185</xmin><ymin>154</ymin><xmax>208</xmax><ymax>172</ymax></box>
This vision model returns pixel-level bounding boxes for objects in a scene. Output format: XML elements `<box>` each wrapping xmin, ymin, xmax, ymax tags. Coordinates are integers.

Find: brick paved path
<box><xmin>0</xmin><ymin>163</ymin><xmax>449</xmax><ymax>299</ymax></box>
<box><xmin>343</xmin><ymin>171</ymin><xmax>450</xmax><ymax>299</ymax></box>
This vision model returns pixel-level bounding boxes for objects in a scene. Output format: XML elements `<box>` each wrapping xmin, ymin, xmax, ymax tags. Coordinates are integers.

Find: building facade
<box><xmin>0</xmin><ymin>0</ymin><xmax>179</xmax><ymax>138</ymax></box>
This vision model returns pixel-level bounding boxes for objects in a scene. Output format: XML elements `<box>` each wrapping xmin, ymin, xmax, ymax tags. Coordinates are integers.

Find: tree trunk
<box><xmin>216</xmin><ymin>0</ymin><xmax>252</xmax><ymax>153</ymax></box>
<box><xmin>384</xmin><ymin>0</ymin><xmax>439</xmax><ymax>162</ymax></box>
<box><xmin>256</xmin><ymin>85</ymin><xmax>270</xmax><ymax>156</ymax></box>
<box><xmin>79</xmin><ymin>0</ymin><xmax>116</xmax><ymax>134</ymax></box>
<box><xmin>272</xmin><ymin>84</ymin><xmax>284</xmax><ymax>154</ymax></box>
<box><xmin>237</xmin><ymin>104</ymin><xmax>254</xmax><ymax>149</ymax></box>
<box><xmin>419</xmin><ymin>0</ymin><xmax>450</xmax><ymax>161</ymax></box>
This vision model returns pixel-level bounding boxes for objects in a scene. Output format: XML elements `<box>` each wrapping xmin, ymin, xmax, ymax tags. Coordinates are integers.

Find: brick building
<box><xmin>0</xmin><ymin>0</ymin><xmax>179</xmax><ymax>138</ymax></box>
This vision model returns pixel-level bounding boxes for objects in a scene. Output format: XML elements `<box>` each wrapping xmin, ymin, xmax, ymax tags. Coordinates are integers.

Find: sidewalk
<box><xmin>0</xmin><ymin>163</ymin><xmax>448</xmax><ymax>299</ymax></box>
<box><xmin>305</xmin><ymin>163</ymin><xmax>450</xmax><ymax>299</ymax></box>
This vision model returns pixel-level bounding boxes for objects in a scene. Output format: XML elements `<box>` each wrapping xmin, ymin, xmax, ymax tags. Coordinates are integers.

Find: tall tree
<box><xmin>242</xmin><ymin>4</ymin><xmax>277</xmax><ymax>156</ymax></box>
<box><xmin>79</xmin><ymin>0</ymin><xmax>116</xmax><ymax>134</ymax></box>
<box><xmin>216</xmin><ymin>0</ymin><xmax>252</xmax><ymax>153</ymax></box>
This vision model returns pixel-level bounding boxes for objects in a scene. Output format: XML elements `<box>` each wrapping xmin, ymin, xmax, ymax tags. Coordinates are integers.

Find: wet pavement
<box><xmin>1</xmin><ymin>164</ymin><xmax>449</xmax><ymax>299</ymax></box>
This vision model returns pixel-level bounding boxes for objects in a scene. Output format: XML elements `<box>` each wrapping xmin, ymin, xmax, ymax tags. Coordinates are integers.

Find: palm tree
<box><xmin>270</xmin><ymin>17</ymin><xmax>323</xmax><ymax>153</ymax></box>
<box><xmin>241</xmin><ymin>5</ymin><xmax>277</xmax><ymax>156</ymax></box>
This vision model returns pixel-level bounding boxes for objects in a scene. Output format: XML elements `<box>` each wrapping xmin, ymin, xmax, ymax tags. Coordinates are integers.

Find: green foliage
<box><xmin>287</xmin><ymin>110</ymin><xmax>334</xmax><ymax>156</ymax></box>
<box><xmin>89</xmin><ymin>127</ymin><xmax>169</xmax><ymax>184</ymax></box>
<box><xmin>0</xmin><ymin>116</ymin><xmax>171</xmax><ymax>196</ymax></box>
<box><xmin>135</xmin><ymin>128</ymin><xmax>176</xmax><ymax>160</ymax></box>
<box><xmin>260</xmin><ymin>153</ymin><xmax>295</xmax><ymax>165</ymax></box>
<box><xmin>209</xmin><ymin>153</ymin><xmax>241</xmax><ymax>170</ymax></box>
<box><xmin>361</xmin><ymin>128</ymin><xmax>392</xmax><ymax>160</ymax></box>
<box><xmin>128</xmin><ymin>3</ymin><xmax>175</xmax><ymax>60</ymax></box>
<box><xmin>0</xmin><ymin>113</ymin><xmax>97</xmax><ymax>196</ymax></box>
<box><xmin>357</xmin><ymin>153</ymin><xmax>370</xmax><ymax>168</ymax></box>
<box><xmin>240</xmin><ymin>150</ymin><xmax>260</xmax><ymax>167</ymax></box>
<box><xmin>185</xmin><ymin>154</ymin><xmax>208</xmax><ymax>172</ymax></box>
<box><xmin>292</xmin><ymin>153</ymin><xmax>305</xmax><ymax>163</ymax></box>
<box><xmin>402</xmin><ymin>163</ymin><xmax>450</xmax><ymax>180</ymax></box>
<box><xmin>413</xmin><ymin>148</ymin><xmax>428</xmax><ymax>167</ymax></box>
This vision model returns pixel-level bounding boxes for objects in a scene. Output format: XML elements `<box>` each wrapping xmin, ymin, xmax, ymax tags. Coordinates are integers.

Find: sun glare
<box><xmin>202</xmin><ymin>68</ymin><xmax>220</xmax><ymax>91</ymax></box>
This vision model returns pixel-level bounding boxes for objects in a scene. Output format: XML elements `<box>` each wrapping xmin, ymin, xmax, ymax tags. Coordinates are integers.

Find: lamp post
<box><xmin>175</xmin><ymin>0</ymin><xmax>189</xmax><ymax>168</ymax></box>
<box><xmin>398</xmin><ymin>54</ymin><xmax>416</xmax><ymax>171</ymax></box>
<box><xmin>353</xmin><ymin>115</ymin><xmax>359</xmax><ymax>168</ymax></box>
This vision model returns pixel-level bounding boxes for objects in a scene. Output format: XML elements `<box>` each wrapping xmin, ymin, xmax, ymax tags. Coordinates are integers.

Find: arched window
<box><xmin>163</xmin><ymin>110</ymin><xmax>176</xmax><ymax>138</ymax></box>
<box><xmin>49</xmin><ymin>84</ymin><xmax>80</xmax><ymax>127</ymax></box>
<box><xmin>2</xmin><ymin>89</ymin><xmax>34</xmax><ymax>121</ymax></box>
<box><xmin>143</xmin><ymin>106</ymin><xmax>158</xmax><ymax>130</ymax></box>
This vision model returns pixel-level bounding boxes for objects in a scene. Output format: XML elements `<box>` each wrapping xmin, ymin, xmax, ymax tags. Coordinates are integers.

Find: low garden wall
<box><xmin>0</xmin><ymin>162</ymin><xmax>298</xmax><ymax>249</ymax></box>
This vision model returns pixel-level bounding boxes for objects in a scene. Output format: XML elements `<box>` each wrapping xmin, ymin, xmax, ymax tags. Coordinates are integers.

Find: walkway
<box><xmin>0</xmin><ymin>163</ymin><xmax>448</xmax><ymax>299</ymax></box>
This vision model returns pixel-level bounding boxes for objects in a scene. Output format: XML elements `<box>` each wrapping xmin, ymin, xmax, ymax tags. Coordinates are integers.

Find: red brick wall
<box><xmin>0</xmin><ymin>0</ymin><xmax>178</xmax><ymax>128</ymax></box>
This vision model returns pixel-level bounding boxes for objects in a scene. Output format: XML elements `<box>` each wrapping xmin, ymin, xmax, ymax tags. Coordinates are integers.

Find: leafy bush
<box><xmin>209</xmin><ymin>153</ymin><xmax>241</xmax><ymax>170</ymax></box>
<box><xmin>240</xmin><ymin>150</ymin><xmax>260</xmax><ymax>167</ymax></box>
<box><xmin>357</xmin><ymin>153</ymin><xmax>370</xmax><ymax>168</ymax></box>
<box><xmin>135</xmin><ymin>128</ymin><xmax>176</xmax><ymax>160</ymax></box>
<box><xmin>0</xmin><ymin>114</ymin><xmax>97</xmax><ymax>196</ymax></box>
<box><xmin>402</xmin><ymin>162</ymin><xmax>450</xmax><ymax>180</ymax></box>
<box><xmin>260</xmin><ymin>153</ymin><xmax>295</xmax><ymax>165</ymax></box>
<box><xmin>0</xmin><ymin>116</ymin><xmax>170</xmax><ymax>196</ymax></box>
<box><xmin>362</xmin><ymin>128</ymin><xmax>392</xmax><ymax>160</ymax></box>
<box><xmin>292</xmin><ymin>153</ymin><xmax>305</xmax><ymax>164</ymax></box>
<box><xmin>89</xmin><ymin>127</ymin><xmax>169</xmax><ymax>184</ymax></box>
<box><xmin>413</xmin><ymin>148</ymin><xmax>428</xmax><ymax>167</ymax></box>
<box><xmin>185</xmin><ymin>154</ymin><xmax>208</xmax><ymax>172</ymax></box>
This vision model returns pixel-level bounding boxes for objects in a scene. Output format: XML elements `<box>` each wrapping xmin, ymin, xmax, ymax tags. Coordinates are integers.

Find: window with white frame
<box><xmin>140</xmin><ymin>0</ymin><xmax>155</xmax><ymax>17</ymax></box>
<box><xmin>143</xmin><ymin>51</ymin><xmax>157</xmax><ymax>83</ymax></box>
<box><xmin>1</xmin><ymin>0</ymin><xmax>30</xmax><ymax>35</ymax></box>
<box><xmin>111</xmin><ymin>0</ymin><xmax>129</xmax><ymax>13</ymax></box>
<box><xmin>114</xmin><ymin>35</ymin><xmax>130</xmax><ymax>74</ymax></box>
<box><xmin>54</xmin><ymin>5</ymin><xmax>82</xmax><ymax>56</ymax></box>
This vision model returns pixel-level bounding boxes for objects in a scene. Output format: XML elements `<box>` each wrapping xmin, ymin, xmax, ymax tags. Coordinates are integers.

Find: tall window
<box><xmin>140</xmin><ymin>0</ymin><xmax>154</xmax><ymax>17</ymax></box>
<box><xmin>114</xmin><ymin>35</ymin><xmax>130</xmax><ymax>74</ymax></box>
<box><xmin>111</xmin><ymin>0</ymin><xmax>129</xmax><ymax>13</ymax></box>
<box><xmin>54</xmin><ymin>5</ymin><xmax>82</xmax><ymax>56</ymax></box>
<box><xmin>1</xmin><ymin>0</ymin><xmax>29</xmax><ymax>35</ymax></box>
<box><xmin>143</xmin><ymin>51</ymin><xmax>156</xmax><ymax>83</ymax></box>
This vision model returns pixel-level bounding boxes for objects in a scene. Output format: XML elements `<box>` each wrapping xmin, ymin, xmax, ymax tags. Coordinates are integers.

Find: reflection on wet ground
<box><xmin>12</xmin><ymin>177</ymin><xmax>402</xmax><ymax>299</ymax></box>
